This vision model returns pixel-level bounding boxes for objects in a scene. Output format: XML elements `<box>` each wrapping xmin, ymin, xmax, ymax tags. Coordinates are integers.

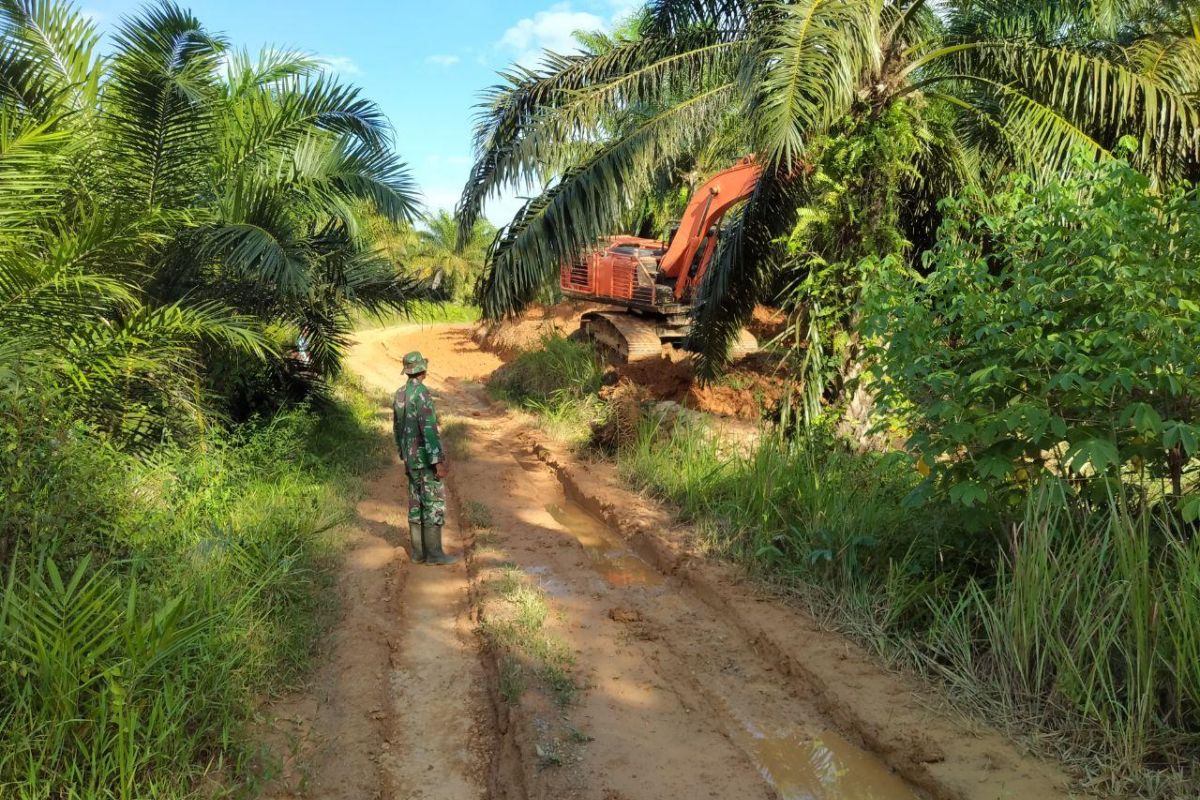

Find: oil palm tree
<box><xmin>409</xmin><ymin>210</ymin><xmax>496</xmax><ymax>303</ymax></box>
<box><xmin>1</xmin><ymin>0</ymin><xmax>424</xmax><ymax>435</ymax></box>
<box><xmin>458</xmin><ymin>0</ymin><xmax>1200</xmax><ymax>373</ymax></box>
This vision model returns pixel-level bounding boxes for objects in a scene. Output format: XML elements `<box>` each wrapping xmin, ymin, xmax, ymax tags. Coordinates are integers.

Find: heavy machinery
<box><xmin>560</xmin><ymin>157</ymin><xmax>761</xmax><ymax>361</ymax></box>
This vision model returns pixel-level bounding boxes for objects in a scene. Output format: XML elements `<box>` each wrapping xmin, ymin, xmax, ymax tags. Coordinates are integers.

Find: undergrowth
<box><xmin>619</xmin><ymin>416</ymin><xmax>1200</xmax><ymax>797</ymax></box>
<box><xmin>488</xmin><ymin>334</ymin><xmax>607</xmax><ymax>443</ymax></box>
<box><xmin>0</xmin><ymin>379</ymin><xmax>383</xmax><ymax>799</ymax></box>
<box><xmin>351</xmin><ymin>301</ymin><xmax>480</xmax><ymax>331</ymax></box>
<box><xmin>480</xmin><ymin>566</ymin><xmax>577</xmax><ymax>707</ymax></box>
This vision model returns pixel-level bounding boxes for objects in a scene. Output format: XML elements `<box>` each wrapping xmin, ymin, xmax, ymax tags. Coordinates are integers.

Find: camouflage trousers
<box><xmin>406</xmin><ymin>467</ymin><xmax>446</xmax><ymax>526</ymax></box>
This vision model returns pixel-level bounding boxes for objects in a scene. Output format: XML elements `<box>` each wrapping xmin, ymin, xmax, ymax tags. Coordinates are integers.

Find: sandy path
<box><xmin>258</xmin><ymin>322</ymin><xmax>1072</xmax><ymax>800</ymax></box>
<box><xmin>258</xmin><ymin>324</ymin><xmax>490</xmax><ymax>800</ymax></box>
<box><xmin>344</xmin><ymin>325</ymin><xmax>926</xmax><ymax>800</ymax></box>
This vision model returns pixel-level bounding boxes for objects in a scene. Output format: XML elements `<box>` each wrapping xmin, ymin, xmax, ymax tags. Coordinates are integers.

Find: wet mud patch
<box><xmin>543</xmin><ymin>500</ymin><xmax>662</xmax><ymax>588</ymax></box>
<box><xmin>736</xmin><ymin>724</ymin><xmax>921</xmax><ymax>800</ymax></box>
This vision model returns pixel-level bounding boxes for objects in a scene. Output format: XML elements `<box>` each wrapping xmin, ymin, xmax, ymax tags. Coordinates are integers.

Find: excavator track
<box><xmin>580</xmin><ymin>311</ymin><xmax>664</xmax><ymax>362</ymax></box>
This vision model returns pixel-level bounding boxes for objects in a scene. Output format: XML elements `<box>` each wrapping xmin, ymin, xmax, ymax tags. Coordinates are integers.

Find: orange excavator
<box><xmin>560</xmin><ymin>156</ymin><xmax>762</xmax><ymax>361</ymax></box>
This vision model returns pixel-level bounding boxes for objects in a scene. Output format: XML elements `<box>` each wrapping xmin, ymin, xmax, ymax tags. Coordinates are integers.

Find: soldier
<box><xmin>392</xmin><ymin>351</ymin><xmax>455</xmax><ymax>565</ymax></box>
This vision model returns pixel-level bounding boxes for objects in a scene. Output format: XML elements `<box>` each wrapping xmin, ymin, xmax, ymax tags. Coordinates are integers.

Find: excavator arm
<box><xmin>657</xmin><ymin>157</ymin><xmax>761</xmax><ymax>298</ymax></box>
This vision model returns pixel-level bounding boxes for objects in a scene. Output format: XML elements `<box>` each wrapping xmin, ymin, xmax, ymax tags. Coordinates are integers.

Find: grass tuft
<box><xmin>488</xmin><ymin>334</ymin><xmax>607</xmax><ymax>443</ymax></box>
<box><xmin>442</xmin><ymin>420</ymin><xmax>472</xmax><ymax>460</ymax></box>
<box><xmin>480</xmin><ymin>567</ymin><xmax>578</xmax><ymax>708</ymax></box>
<box><xmin>463</xmin><ymin>501</ymin><xmax>494</xmax><ymax>529</ymax></box>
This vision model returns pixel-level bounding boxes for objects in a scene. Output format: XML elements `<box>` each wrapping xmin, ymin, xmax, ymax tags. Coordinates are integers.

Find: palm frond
<box><xmin>0</xmin><ymin>0</ymin><xmax>103</xmax><ymax>114</ymax></box>
<box><xmin>201</xmin><ymin>218</ymin><xmax>309</xmax><ymax>297</ymax></box>
<box><xmin>218</xmin><ymin>73</ymin><xmax>391</xmax><ymax>182</ymax></box>
<box><xmin>458</xmin><ymin>32</ymin><xmax>734</xmax><ymax>244</ymax></box>
<box><xmin>320</xmin><ymin>138</ymin><xmax>420</xmax><ymax>224</ymax></box>
<box><xmin>102</xmin><ymin>1</ymin><xmax>225</xmax><ymax>210</ymax></box>
<box><xmin>918</xmin><ymin>39</ymin><xmax>1200</xmax><ymax>181</ymax></box>
<box><xmin>751</xmin><ymin>0</ymin><xmax>881</xmax><ymax>171</ymax></box>
<box><xmin>0</xmin><ymin>111</ymin><xmax>68</xmax><ymax>248</ymax></box>
<box><xmin>644</xmin><ymin>0</ymin><xmax>750</xmax><ymax>37</ymax></box>
<box><xmin>222</xmin><ymin>47</ymin><xmax>321</xmax><ymax>98</ymax></box>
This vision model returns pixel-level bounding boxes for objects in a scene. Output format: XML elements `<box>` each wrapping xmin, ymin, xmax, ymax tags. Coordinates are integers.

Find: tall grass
<box><xmin>0</xmin><ymin>381</ymin><xmax>383</xmax><ymax>798</ymax></box>
<box><xmin>620</xmin><ymin>417</ymin><xmax>1200</xmax><ymax>795</ymax></box>
<box><xmin>350</xmin><ymin>300</ymin><xmax>480</xmax><ymax>331</ymax></box>
<box><xmin>489</xmin><ymin>334</ymin><xmax>607</xmax><ymax>442</ymax></box>
<box><xmin>620</xmin><ymin>417</ymin><xmax>986</xmax><ymax>605</ymax></box>
<box><xmin>929</xmin><ymin>488</ymin><xmax>1200</xmax><ymax>788</ymax></box>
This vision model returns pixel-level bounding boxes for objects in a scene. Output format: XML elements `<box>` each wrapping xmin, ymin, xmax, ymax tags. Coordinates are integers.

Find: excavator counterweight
<box><xmin>560</xmin><ymin>157</ymin><xmax>761</xmax><ymax>362</ymax></box>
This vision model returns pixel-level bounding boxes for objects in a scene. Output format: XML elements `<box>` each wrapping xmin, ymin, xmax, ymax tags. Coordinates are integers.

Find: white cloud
<box><xmin>80</xmin><ymin>7</ymin><xmax>104</xmax><ymax>24</ymax></box>
<box><xmin>317</xmin><ymin>55</ymin><xmax>362</xmax><ymax>76</ymax></box>
<box><xmin>497</xmin><ymin>3</ymin><xmax>604</xmax><ymax>67</ymax></box>
<box><xmin>426</xmin><ymin>54</ymin><xmax>461</xmax><ymax>67</ymax></box>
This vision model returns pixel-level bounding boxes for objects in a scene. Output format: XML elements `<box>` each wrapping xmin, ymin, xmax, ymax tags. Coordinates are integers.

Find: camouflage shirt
<box><xmin>392</xmin><ymin>377</ymin><xmax>444</xmax><ymax>470</ymax></box>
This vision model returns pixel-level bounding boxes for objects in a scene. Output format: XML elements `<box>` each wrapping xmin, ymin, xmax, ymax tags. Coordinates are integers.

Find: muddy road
<box><xmin>258</xmin><ymin>323</ymin><xmax>1074</xmax><ymax>800</ymax></box>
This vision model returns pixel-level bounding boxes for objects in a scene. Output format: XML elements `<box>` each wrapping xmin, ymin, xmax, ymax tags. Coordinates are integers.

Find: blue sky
<box><xmin>81</xmin><ymin>0</ymin><xmax>638</xmax><ymax>223</ymax></box>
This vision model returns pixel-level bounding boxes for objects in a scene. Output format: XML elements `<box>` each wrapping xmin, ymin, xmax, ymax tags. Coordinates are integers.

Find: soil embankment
<box><xmin>257</xmin><ymin>322</ymin><xmax>1076</xmax><ymax>800</ymax></box>
<box><xmin>477</xmin><ymin>303</ymin><xmax>798</xmax><ymax>421</ymax></box>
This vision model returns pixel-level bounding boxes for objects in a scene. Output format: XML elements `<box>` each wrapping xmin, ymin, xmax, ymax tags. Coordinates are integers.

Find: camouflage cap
<box><xmin>402</xmin><ymin>351</ymin><xmax>428</xmax><ymax>375</ymax></box>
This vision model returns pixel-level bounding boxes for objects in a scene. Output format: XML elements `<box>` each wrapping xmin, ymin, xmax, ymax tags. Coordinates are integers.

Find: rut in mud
<box><xmin>257</xmin><ymin>323</ymin><xmax>1073</xmax><ymax>800</ymax></box>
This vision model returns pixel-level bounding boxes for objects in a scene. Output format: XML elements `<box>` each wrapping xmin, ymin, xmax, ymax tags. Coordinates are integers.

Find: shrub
<box><xmin>863</xmin><ymin>157</ymin><xmax>1200</xmax><ymax>513</ymax></box>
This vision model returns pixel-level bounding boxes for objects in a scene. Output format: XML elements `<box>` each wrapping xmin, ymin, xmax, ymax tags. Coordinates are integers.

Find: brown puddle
<box><xmin>544</xmin><ymin>502</ymin><xmax>663</xmax><ymax>588</ymax></box>
<box><xmin>737</xmin><ymin>724</ymin><xmax>921</xmax><ymax>800</ymax></box>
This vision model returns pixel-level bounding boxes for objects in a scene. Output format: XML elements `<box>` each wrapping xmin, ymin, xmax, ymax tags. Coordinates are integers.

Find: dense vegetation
<box><xmin>866</xmin><ymin>156</ymin><xmax>1200</xmax><ymax>515</ymax></box>
<box><xmin>0</xmin><ymin>1</ymin><xmax>418</xmax><ymax>796</ymax></box>
<box><xmin>0</xmin><ymin>384</ymin><xmax>383</xmax><ymax>797</ymax></box>
<box><xmin>474</xmin><ymin>1</ymin><xmax>1200</xmax><ymax>790</ymax></box>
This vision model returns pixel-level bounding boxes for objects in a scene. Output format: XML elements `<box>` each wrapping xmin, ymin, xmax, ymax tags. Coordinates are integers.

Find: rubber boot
<box><xmin>422</xmin><ymin>524</ymin><xmax>456</xmax><ymax>565</ymax></box>
<box><xmin>409</xmin><ymin>521</ymin><xmax>426</xmax><ymax>564</ymax></box>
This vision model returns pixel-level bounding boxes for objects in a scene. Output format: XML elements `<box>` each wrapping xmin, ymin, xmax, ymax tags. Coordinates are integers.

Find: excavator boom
<box><xmin>658</xmin><ymin>157</ymin><xmax>761</xmax><ymax>293</ymax></box>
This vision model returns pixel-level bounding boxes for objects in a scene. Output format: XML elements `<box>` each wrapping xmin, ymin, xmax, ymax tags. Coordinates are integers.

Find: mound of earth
<box><xmin>471</xmin><ymin>301</ymin><xmax>601</xmax><ymax>359</ymax></box>
<box><xmin>480</xmin><ymin>302</ymin><xmax>797</xmax><ymax>420</ymax></box>
<box><xmin>610</xmin><ymin>349</ymin><xmax>794</xmax><ymax>421</ymax></box>
<box><xmin>745</xmin><ymin>304</ymin><xmax>789</xmax><ymax>344</ymax></box>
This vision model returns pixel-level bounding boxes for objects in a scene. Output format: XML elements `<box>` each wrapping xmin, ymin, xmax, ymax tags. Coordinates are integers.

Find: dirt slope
<box><xmin>257</xmin><ymin>322</ymin><xmax>1076</xmax><ymax>800</ymax></box>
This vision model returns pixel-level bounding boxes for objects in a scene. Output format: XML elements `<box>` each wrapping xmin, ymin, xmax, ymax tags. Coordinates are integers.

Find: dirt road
<box><xmin>258</xmin><ymin>323</ymin><xmax>1074</xmax><ymax>800</ymax></box>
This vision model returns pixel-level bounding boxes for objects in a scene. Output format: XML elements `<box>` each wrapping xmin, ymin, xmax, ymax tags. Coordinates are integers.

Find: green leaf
<box><xmin>1064</xmin><ymin>437</ymin><xmax>1121</xmax><ymax>475</ymax></box>
<box><xmin>1182</xmin><ymin>495</ymin><xmax>1200</xmax><ymax>524</ymax></box>
<box><xmin>1120</xmin><ymin>402</ymin><xmax>1163</xmax><ymax>436</ymax></box>
<box><xmin>948</xmin><ymin>481</ymin><xmax>988</xmax><ymax>508</ymax></box>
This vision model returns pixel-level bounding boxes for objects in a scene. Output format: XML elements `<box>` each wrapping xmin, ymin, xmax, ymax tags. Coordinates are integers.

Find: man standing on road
<box><xmin>393</xmin><ymin>351</ymin><xmax>455</xmax><ymax>566</ymax></box>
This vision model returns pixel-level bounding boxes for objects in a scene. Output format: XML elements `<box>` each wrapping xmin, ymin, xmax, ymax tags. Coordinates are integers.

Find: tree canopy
<box><xmin>459</xmin><ymin>0</ymin><xmax>1200</xmax><ymax>372</ymax></box>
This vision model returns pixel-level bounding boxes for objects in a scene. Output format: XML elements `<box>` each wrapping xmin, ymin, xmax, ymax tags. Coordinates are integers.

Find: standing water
<box><xmin>544</xmin><ymin>501</ymin><xmax>662</xmax><ymax>588</ymax></box>
<box><xmin>737</xmin><ymin>723</ymin><xmax>921</xmax><ymax>800</ymax></box>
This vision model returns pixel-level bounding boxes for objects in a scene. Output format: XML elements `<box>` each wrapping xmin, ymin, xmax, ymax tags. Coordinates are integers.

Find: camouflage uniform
<box><xmin>393</xmin><ymin>375</ymin><xmax>446</xmax><ymax>526</ymax></box>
